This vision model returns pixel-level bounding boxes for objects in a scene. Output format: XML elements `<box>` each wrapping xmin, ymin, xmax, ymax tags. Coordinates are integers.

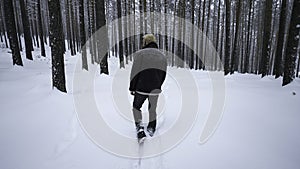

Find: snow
<box><xmin>0</xmin><ymin>45</ymin><xmax>300</xmax><ymax>169</ymax></box>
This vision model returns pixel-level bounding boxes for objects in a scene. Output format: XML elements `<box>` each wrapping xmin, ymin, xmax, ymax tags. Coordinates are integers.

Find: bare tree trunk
<box><xmin>282</xmin><ymin>0</ymin><xmax>300</xmax><ymax>86</ymax></box>
<box><xmin>244</xmin><ymin>0</ymin><xmax>253</xmax><ymax>73</ymax></box>
<box><xmin>189</xmin><ymin>0</ymin><xmax>195</xmax><ymax>69</ymax></box>
<box><xmin>224</xmin><ymin>0</ymin><xmax>231</xmax><ymax>75</ymax></box>
<box><xmin>96</xmin><ymin>0</ymin><xmax>109</xmax><ymax>74</ymax></box>
<box><xmin>37</xmin><ymin>0</ymin><xmax>46</xmax><ymax>57</ymax></box>
<box><xmin>13</xmin><ymin>1</ymin><xmax>22</xmax><ymax>52</ymax></box>
<box><xmin>3</xmin><ymin>0</ymin><xmax>23</xmax><ymax>66</ymax></box>
<box><xmin>164</xmin><ymin>0</ymin><xmax>169</xmax><ymax>53</ymax></box>
<box><xmin>117</xmin><ymin>0</ymin><xmax>124</xmax><ymax>68</ymax></box>
<box><xmin>49</xmin><ymin>0</ymin><xmax>67</xmax><ymax>93</ymax></box>
<box><xmin>231</xmin><ymin>0</ymin><xmax>242</xmax><ymax>74</ymax></box>
<box><xmin>273</xmin><ymin>0</ymin><xmax>287</xmax><ymax>78</ymax></box>
<box><xmin>70</xmin><ymin>0</ymin><xmax>77</xmax><ymax>56</ymax></box>
<box><xmin>19</xmin><ymin>0</ymin><xmax>33</xmax><ymax>60</ymax></box>
<box><xmin>260</xmin><ymin>0</ymin><xmax>273</xmax><ymax>77</ymax></box>
<box><xmin>79</xmin><ymin>0</ymin><xmax>88</xmax><ymax>70</ymax></box>
<box><xmin>0</xmin><ymin>2</ymin><xmax>9</xmax><ymax>48</ymax></box>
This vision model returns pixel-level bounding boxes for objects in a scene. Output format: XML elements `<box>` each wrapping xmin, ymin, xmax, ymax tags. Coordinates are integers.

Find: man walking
<box><xmin>129</xmin><ymin>34</ymin><xmax>167</xmax><ymax>143</ymax></box>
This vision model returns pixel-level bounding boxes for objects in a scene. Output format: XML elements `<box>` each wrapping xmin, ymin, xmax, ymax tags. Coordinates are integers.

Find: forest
<box><xmin>0</xmin><ymin>0</ymin><xmax>299</xmax><ymax>92</ymax></box>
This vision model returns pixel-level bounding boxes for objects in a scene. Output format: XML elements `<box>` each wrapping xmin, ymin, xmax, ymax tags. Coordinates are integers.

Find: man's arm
<box><xmin>129</xmin><ymin>53</ymin><xmax>142</xmax><ymax>92</ymax></box>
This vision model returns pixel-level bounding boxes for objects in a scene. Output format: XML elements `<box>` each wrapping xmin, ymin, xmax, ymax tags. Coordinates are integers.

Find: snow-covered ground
<box><xmin>1</xmin><ymin>46</ymin><xmax>300</xmax><ymax>169</ymax></box>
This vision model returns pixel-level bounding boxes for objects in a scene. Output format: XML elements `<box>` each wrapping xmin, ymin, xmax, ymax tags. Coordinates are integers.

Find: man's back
<box><xmin>129</xmin><ymin>45</ymin><xmax>167</xmax><ymax>94</ymax></box>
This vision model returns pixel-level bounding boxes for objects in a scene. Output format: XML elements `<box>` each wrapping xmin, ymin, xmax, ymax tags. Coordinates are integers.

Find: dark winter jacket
<box><xmin>129</xmin><ymin>42</ymin><xmax>167</xmax><ymax>94</ymax></box>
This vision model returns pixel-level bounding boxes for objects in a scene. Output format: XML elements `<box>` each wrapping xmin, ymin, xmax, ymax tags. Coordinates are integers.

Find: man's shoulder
<box><xmin>137</xmin><ymin>48</ymin><xmax>165</xmax><ymax>57</ymax></box>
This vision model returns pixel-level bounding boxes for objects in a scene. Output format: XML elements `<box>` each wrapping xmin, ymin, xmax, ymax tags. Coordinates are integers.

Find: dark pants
<box><xmin>132</xmin><ymin>92</ymin><xmax>158</xmax><ymax>129</ymax></box>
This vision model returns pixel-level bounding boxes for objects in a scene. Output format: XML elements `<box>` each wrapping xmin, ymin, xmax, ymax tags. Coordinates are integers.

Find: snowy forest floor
<box><xmin>1</xmin><ymin>45</ymin><xmax>300</xmax><ymax>169</ymax></box>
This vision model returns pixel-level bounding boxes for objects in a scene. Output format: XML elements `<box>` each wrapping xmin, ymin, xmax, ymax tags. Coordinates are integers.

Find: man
<box><xmin>129</xmin><ymin>34</ymin><xmax>167</xmax><ymax>142</ymax></box>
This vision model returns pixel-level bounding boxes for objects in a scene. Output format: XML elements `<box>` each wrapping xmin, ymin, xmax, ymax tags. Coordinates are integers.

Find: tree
<box><xmin>96</xmin><ymin>0</ymin><xmax>109</xmax><ymax>74</ymax></box>
<box><xmin>3</xmin><ymin>0</ymin><xmax>23</xmax><ymax>66</ymax></box>
<box><xmin>231</xmin><ymin>0</ymin><xmax>242</xmax><ymax>74</ymax></box>
<box><xmin>244</xmin><ymin>0</ymin><xmax>253</xmax><ymax>73</ymax></box>
<box><xmin>37</xmin><ymin>0</ymin><xmax>46</xmax><ymax>57</ymax></box>
<box><xmin>224</xmin><ymin>0</ymin><xmax>231</xmax><ymax>75</ymax></box>
<box><xmin>117</xmin><ymin>0</ymin><xmax>124</xmax><ymax>68</ymax></box>
<box><xmin>0</xmin><ymin>3</ymin><xmax>9</xmax><ymax>49</ymax></box>
<box><xmin>189</xmin><ymin>0</ymin><xmax>195</xmax><ymax>69</ymax></box>
<box><xmin>260</xmin><ymin>0</ymin><xmax>273</xmax><ymax>77</ymax></box>
<box><xmin>49</xmin><ymin>0</ymin><xmax>67</xmax><ymax>93</ymax></box>
<box><xmin>200</xmin><ymin>0</ymin><xmax>206</xmax><ymax>70</ymax></box>
<box><xmin>79</xmin><ymin>0</ymin><xmax>88</xmax><ymax>70</ymax></box>
<box><xmin>70</xmin><ymin>0</ymin><xmax>77</xmax><ymax>56</ymax></box>
<box><xmin>164</xmin><ymin>0</ymin><xmax>169</xmax><ymax>52</ymax></box>
<box><xmin>273</xmin><ymin>0</ymin><xmax>287</xmax><ymax>78</ymax></box>
<box><xmin>282</xmin><ymin>0</ymin><xmax>300</xmax><ymax>86</ymax></box>
<box><xmin>214</xmin><ymin>0</ymin><xmax>222</xmax><ymax>71</ymax></box>
<box><xmin>19</xmin><ymin>0</ymin><xmax>33</xmax><ymax>60</ymax></box>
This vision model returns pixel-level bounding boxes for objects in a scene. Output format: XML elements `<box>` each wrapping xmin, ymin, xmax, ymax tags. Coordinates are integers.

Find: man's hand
<box><xmin>130</xmin><ymin>91</ymin><xmax>135</xmax><ymax>96</ymax></box>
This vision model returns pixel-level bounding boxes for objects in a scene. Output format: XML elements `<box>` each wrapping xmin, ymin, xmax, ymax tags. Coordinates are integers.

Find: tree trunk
<box><xmin>189</xmin><ymin>0</ymin><xmax>195</xmax><ymax>69</ymax></box>
<box><xmin>79</xmin><ymin>0</ymin><xmax>88</xmax><ymax>70</ymax></box>
<box><xmin>3</xmin><ymin>0</ymin><xmax>23</xmax><ymax>66</ymax></box>
<box><xmin>37</xmin><ymin>0</ymin><xmax>46</xmax><ymax>57</ymax></box>
<box><xmin>49</xmin><ymin>0</ymin><xmax>67</xmax><ymax>93</ymax></box>
<box><xmin>117</xmin><ymin>0</ymin><xmax>124</xmax><ymax>68</ymax></box>
<box><xmin>164</xmin><ymin>0</ymin><xmax>169</xmax><ymax>53</ymax></box>
<box><xmin>260</xmin><ymin>0</ymin><xmax>273</xmax><ymax>77</ymax></box>
<box><xmin>96</xmin><ymin>0</ymin><xmax>109</xmax><ymax>74</ymax></box>
<box><xmin>282</xmin><ymin>0</ymin><xmax>300</xmax><ymax>86</ymax></box>
<box><xmin>0</xmin><ymin>3</ymin><xmax>9</xmax><ymax>48</ymax></box>
<box><xmin>224</xmin><ymin>0</ymin><xmax>231</xmax><ymax>75</ymax></box>
<box><xmin>231</xmin><ymin>0</ymin><xmax>242</xmax><ymax>74</ymax></box>
<box><xmin>65</xmin><ymin>0</ymin><xmax>71</xmax><ymax>50</ymax></box>
<box><xmin>19</xmin><ymin>0</ymin><xmax>33</xmax><ymax>60</ymax></box>
<box><xmin>124</xmin><ymin>0</ymin><xmax>129</xmax><ymax>64</ymax></box>
<box><xmin>273</xmin><ymin>0</ymin><xmax>287</xmax><ymax>78</ymax></box>
<box><xmin>200</xmin><ymin>0</ymin><xmax>206</xmax><ymax>70</ymax></box>
<box><xmin>13</xmin><ymin>1</ymin><xmax>22</xmax><ymax>52</ymax></box>
<box><xmin>244</xmin><ymin>0</ymin><xmax>253</xmax><ymax>73</ymax></box>
<box><xmin>139</xmin><ymin>0</ymin><xmax>144</xmax><ymax>48</ymax></box>
<box><xmin>70</xmin><ymin>0</ymin><xmax>76</xmax><ymax>56</ymax></box>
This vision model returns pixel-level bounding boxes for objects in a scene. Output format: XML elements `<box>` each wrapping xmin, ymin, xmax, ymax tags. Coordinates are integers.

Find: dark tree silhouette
<box><xmin>19</xmin><ymin>0</ymin><xmax>33</xmax><ymax>60</ymax></box>
<box><xmin>273</xmin><ymin>0</ymin><xmax>287</xmax><ymax>78</ymax></box>
<box><xmin>49</xmin><ymin>0</ymin><xmax>67</xmax><ymax>92</ymax></box>
<box><xmin>260</xmin><ymin>0</ymin><xmax>273</xmax><ymax>77</ymax></box>
<box><xmin>37</xmin><ymin>0</ymin><xmax>46</xmax><ymax>57</ymax></box>
<box><xmin>117</xmin><ymin>0</ymin><xmax>124</xmax><ymax>68</ymax></box>
<box><xmin>79</xmin><ymin>0</ymin><xmax>88</xmax><ymax>70</ymax></box>
<box><xmin>282</xmin><ymin>0</ymin><xmax>300</xmax><ymax>86</ymax></box>
<box><xmin>231</xmin><ymin>0</ymin><xmax>242</xmax><ymax>74</ymax></box>
<box><xmin>224</xmin><ymin>0</ymin><xmax>231</xmax><ymax>75</ymax></box>
<box><xmin>96</xmin><ymin>0</ymin><xmax>109</xmax><ymax>74</ymax></box>
<box><xmin>3</xmin><ymin>0</ymin><xmax>23</xmax><ymax>66</ymax></box>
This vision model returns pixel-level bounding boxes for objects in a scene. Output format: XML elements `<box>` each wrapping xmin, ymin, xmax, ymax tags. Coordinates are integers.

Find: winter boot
<box><xmin>136</xmin><ymin>124</ymin><xmax>146</xmax><ymax>143</ymax></box>
<box><xmin>147</xmin><ymin>120</ymin><xmax>156</xmax><ymax>137</ymax></box>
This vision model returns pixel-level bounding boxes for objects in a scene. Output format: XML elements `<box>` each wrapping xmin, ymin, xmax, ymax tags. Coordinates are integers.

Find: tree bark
<box><xmin>96</xmin><ymin>0</ymin><xmax>109</xmax><ymax>74</ymax></box>
<box><xmin>3</xmin><ymin>0</ymin><xmax>23</xmax><ymax>66</ymax></box>
<box><xmin>37</xmin><ymin>0</ymin><xmax>46</xmax><ymax>57</ymax></box>
<box><xmin>282</xmin><ymin>0</ymin><xmax>300</xmax><ymax>86</ymax></box>
<box><xmin>260</xmin><ymin>0</ymin><xmax>273</xmax><ymax>77</ymax></box>
<box><xmin>231</xmin><ymin>0</ymin><xmax>242</xmax><ymax>74</ymax></box>
<box><xmin>19</xmin><ymin>0</ymin><xmax>33</xmax><ymax>60</ymax></box>
<box><xmin>224</xmin><ymin>0</ymin><xmax>231</xmax><ymax>75</ymax></box>
<box><xmin>79</xmin><ymin>0</ymin><xmax>88</xmax><ymax>70</ymax></box>
<box><xmin>117</xmin><ymin>0</ymin><xmax>125</xmax><ymax>68</ymax></box>
<box><xmin>49</xmin><ymin>0</ymin><xmax>67</xmax><ymax>93</ymax></box>
<box><xmin>273</xmin><ymin>0</ymin><xmax>287</xmax><ymax>78</ymax></box>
